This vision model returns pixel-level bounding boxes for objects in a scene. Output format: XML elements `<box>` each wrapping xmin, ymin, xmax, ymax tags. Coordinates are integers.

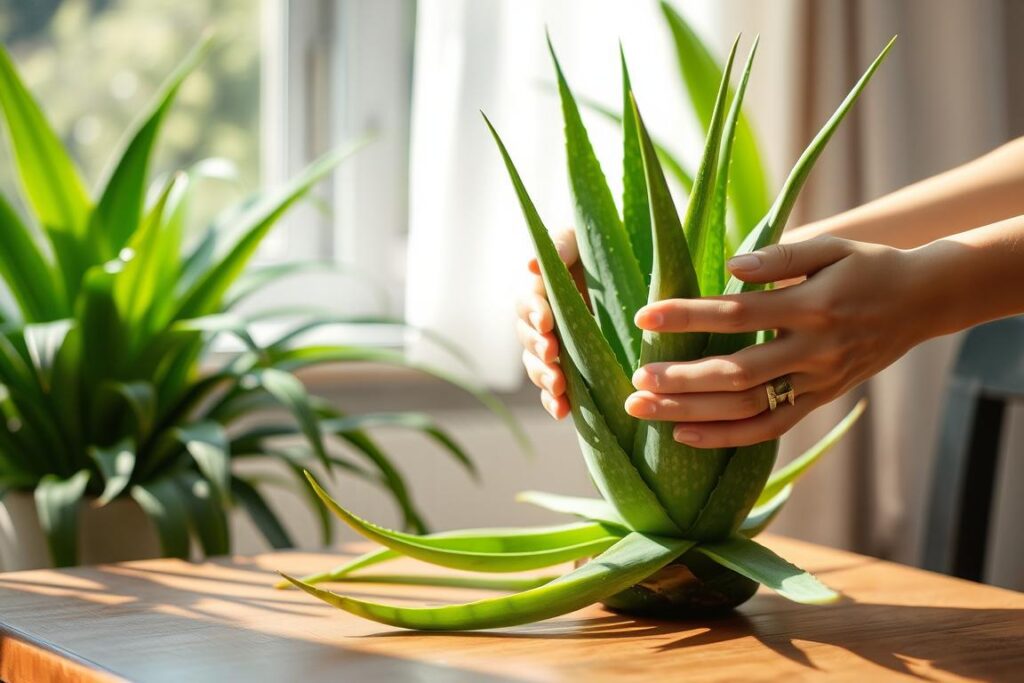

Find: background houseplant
<box><xmin>0</xmin><ymin>39</ymin><xmax>524</xmax><ymax>570</ymax></box>
<box><xmin>277</xmin><ymin>23</ymin><xmax>892</xmax><ymax>629</ymax></box>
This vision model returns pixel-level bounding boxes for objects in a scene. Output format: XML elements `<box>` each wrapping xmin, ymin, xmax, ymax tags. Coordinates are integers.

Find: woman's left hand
<box><xmin>624</xmin><ymin>235</ymin><xmax>938</xmax><ymax>448</ymax></box>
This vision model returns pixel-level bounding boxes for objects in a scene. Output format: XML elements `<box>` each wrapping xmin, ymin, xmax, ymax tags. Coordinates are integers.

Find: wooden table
<box><xmin>0</xmin><ymin>535</ymin><xmax>1021</xmax><ymax>683</ymax></box>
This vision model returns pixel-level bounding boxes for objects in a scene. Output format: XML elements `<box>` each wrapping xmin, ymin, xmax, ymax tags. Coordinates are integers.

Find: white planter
<box><xmin>0</xmin><ymin>491</ymin><xmax>161</xmax><ymax>571</ymax></box>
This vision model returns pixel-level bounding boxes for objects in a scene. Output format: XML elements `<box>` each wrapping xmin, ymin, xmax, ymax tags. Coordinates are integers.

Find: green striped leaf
<box><xmin>549</xmin><ymin>36</ymin><xmax>647</xmax><ymax>373</ymax></box>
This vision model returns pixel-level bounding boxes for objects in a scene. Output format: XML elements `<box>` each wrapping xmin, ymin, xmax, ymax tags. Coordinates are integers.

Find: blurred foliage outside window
<box><xmin>0</xmin><ymin>0</ymin><xmax>260</xmax><ymax>221</ymax></box>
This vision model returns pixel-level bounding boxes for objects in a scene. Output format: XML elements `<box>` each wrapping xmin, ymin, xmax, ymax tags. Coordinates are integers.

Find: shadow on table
<box><xmin>365</xmin><ymin>595</ymin><xmax>1024</xmax><ymax>681</ymax></box>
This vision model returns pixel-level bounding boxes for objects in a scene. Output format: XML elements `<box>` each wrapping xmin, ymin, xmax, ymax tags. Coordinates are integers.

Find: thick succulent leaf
<box><xmin>739</xmin><ymin>484</ymin><xmax>791</xmax><ymax>538</ymax></box>
<box><xmin>619</xmin><ymin>49</ymin><xmax>652</xmax><ymax>282</ymax></box>
<box><xmin>707</xmin><ymin>37</ymin><xmax>896</xmax><ymax>358</ymax></box>
<box><xmin>630</xmin><ymin>87</ymin><xmax>731</xmax><ymax>531</ymax></box>
<box><xmin>89</xmin><ymin>438</ymin><xmax>136</xmax><ymax>506</ymax></box>
<box><xmin>756</xmin><ymin>399</ymin><xmax>867</xmax><ymax>508</ymax></box>
<box><xmin>0</xmin><ymin>195</ymin><xmax>66</xmax><ymax>320</ymax></box>
<box><xmin>34</xmin><ymin>470</ymin><xmax>90</xmax><ymax>567</ymax></box>
<box><xmin>175</xmin><ymin>471</ymin><xmax>230</xmax><ymax>557</ymax></box>
<box><xmin>231</xmin><ymin>476</ymin><xmax>294</xmax><ymax>549</ymax></box>
<box><xmin>562</xmin><ymin>354</ymin><xmax>679</xmax><ymax>536</ymax></box>
<box><xmin>549</xmin><ymin>36</ymin><xmax>647</xmax><ymax>373</ymax></box>
<box><xmin>484</xmin><ymin>114</ymin><xmax>634</xmax><ymax>451</ymax></box>
<box><xmin>278</xmin><ymin>546</ymin><xmax>397</xmax><ymax>589</ymax></box>
<box><xmin>131</xmin><ymin>479</ymin><xmax>191</xmax><ymax>559</ymax></box>
<box><xmin>0</xmin><ymin>44</ymin><xmax>90</xmax><ymax>236</ymax></box>
<box><xmin>702</xmin><ymin>38</ymin><xmax>758</xmax><ymax>297</ymax></box>
<box><xmin>280</xmin><ymin>531</ymin><xmax>694</xmax><ymax>631</ymax></box>
<box><xmin>304</xmin><ymin>472</ymin><xmax>621</xmax><ymax>572</ymax></box>
<box><xmin>660</xmin><ymin>2</ymin><xmax>770</xmax><ymax>244</ymax></box>
<box><xmin>515</xmin><ymin>490</ymin><xmax>627</xmax><ymax>529</ymax></box>
<box><xmin>176</xmin><ymin>139</ymin><xmax>367</xmax><ymax>318</ymax></box>
<box><xmin>686</xmin><ymin>439</ymin><xmax>779</xmax><ymax>540</ymax></box>
<box><xmin>322</xmin><ymin>575</ymin><xmax>556</xmax><ymax>592</ymax></box>
<box><xmin>176</xmin><ymin>421</ymin><xmax>231</xmax><ymax>503</ymax></box>
<box><xmin>92</xmin><ymin>39</ymin><xmax>210</xmax><ymax>256</ymax></box>
<box><xmin>320</xmin><ymin>412</ymin><xmax>478</xmax><ymax>481</ymax></box>
<box><xmin>23</xmin><ymin>320</ymin><xmax>72</xmax><ymax>391</ymax></box>
<box><xmin>697</xmin><ymin>536</ymin><xmax>839</xmax><ymax>604</ymax></box>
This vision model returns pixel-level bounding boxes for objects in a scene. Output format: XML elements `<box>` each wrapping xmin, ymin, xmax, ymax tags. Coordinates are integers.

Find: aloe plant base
<box><xmin>0</xmin><ymin>492</ymin><xmax>161</xmax><ymax>571</ymax></box>
<box><xmin>597</xmin><ymin>550</ymin><xmax>759</xmax><ymax>618</ymax></box>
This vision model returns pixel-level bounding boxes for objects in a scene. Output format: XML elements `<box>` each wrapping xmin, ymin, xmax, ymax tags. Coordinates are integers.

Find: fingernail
<box><xmin>728</xmin><ymin>253</ymin><xmax>762</xmax><ymax>272</ymax></box>
<box><xmin>529</xmin><ymin>311</ymin><xmax>543</xmax><ymax>328</ymax></box>
<box><xmin>632</xmin><ymin>367</ymin><xmax>658</xmax><ymax>390</ymax></box>
<box><xmin>674</xmin><ymin>429</ymin><xmax>701</xmax><ymax>444</ymax></box>
<box><xmin>634</xmin><ymin>309</ymin><xmax>664</xmax><ymax>329</ymax></box>
<box><xmin>625</xmin><ymin>395</ymin><xmax>656</xmax><ymax>417</ymax></box>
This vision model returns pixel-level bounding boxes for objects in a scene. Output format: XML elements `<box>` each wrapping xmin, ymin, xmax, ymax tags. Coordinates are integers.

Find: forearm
<box><xmin>787</xmin><ymin>137</ymin><xmax>1024</xmax><ymax>248</ymax></box>
<box><xmin>911</xmin><ymin>215</ymin><xmax>1024</xmax><ymax>339</ymax></box>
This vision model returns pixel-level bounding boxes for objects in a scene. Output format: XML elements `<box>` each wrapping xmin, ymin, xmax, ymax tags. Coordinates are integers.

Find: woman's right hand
<box><xmin>515</xmin><ymin>228</ymin><xmax>585</xmax><ymax>419</ymax></box>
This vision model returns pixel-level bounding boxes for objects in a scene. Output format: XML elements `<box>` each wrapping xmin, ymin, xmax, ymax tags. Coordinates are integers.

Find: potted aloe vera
<box><xmin>278</xmin><ymin>20</ymin><xmax>892</xmax><ymax>629</ymax></box>
<box><xmin>0</xmin><ymin>40</ymin><xmax>524</xmax><ymax>571</ymax></box>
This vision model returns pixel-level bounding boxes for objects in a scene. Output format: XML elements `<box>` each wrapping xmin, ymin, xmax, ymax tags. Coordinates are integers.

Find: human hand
<box><xmin>625</xmin><ymin>236</ymin><xmax>934</xmax><ymax>448</ymax></box>
<box><xmin>516</xmin><ymin>228</ymin><xmax>586</xmax><ymax>419</ymax></box>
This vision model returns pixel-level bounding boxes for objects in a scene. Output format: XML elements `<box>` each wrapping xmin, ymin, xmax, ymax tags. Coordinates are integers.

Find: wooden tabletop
<box><xmin>0</xmin><ymin>535</ymin><xmax>1021</xmax><ymax>683</ymax></box>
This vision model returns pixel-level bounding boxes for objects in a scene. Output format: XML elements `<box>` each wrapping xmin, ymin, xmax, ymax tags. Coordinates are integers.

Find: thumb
<box><xmin>726</xmin><ymin>235</ymin><xmax>851</xmax><ymax>284</ymax></box>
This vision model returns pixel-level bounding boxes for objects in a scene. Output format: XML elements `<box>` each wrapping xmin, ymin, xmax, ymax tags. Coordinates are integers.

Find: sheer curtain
<box><xmin>404</xmin><ymin>0</ymin><xmax>1023</xmax><ymax>586</ymax></box>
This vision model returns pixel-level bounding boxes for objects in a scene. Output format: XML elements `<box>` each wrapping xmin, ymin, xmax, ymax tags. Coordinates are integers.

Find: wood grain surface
<box><xmin>0</xmin><ymin>534</ymin><xmax>1021</xmax><ymax>682</ymax></box>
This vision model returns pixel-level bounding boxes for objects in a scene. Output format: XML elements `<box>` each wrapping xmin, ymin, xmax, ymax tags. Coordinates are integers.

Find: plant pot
<box><xmin>0</xmin><ymin>491</ymin><xmax>162</xmax><ymax>571</ymax></box>
<box><xmin>584</xmin><ymin>547</ymin><xmax>759</xmax><ymax>619</ymax></box>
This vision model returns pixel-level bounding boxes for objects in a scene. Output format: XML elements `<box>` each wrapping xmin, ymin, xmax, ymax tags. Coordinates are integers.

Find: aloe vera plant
<box><xmin>280</xmin><ymin>32</ymin><xmax>892</xmax><ymax>630</ymax></box>
<box><xmin>0</xmin><ymin>40</ymin><xmax>524</xmax><ymax>567</ymax></box>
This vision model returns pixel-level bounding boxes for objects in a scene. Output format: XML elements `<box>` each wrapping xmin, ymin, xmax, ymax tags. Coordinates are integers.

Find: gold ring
<box><xmin>765</xmin><ymin>376</ymin><xmax>796</xmax><ymax>412</ymax></box>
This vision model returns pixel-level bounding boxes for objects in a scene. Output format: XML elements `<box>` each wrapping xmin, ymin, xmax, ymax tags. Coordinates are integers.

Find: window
<box><xmin>0</xmin><ymin>0</ymin><xmax>415</xmax><ymax>334</ymax></box>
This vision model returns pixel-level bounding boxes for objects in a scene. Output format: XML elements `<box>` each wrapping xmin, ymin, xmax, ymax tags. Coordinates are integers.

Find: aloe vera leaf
<box><xmin>91</xmin><ymin>38</ymin><xmax>210</xmax><ymax>257</ymax></box>
<box><xmin>627</xmin><ymin>51</ymin><xmax>735</xmax><ymax>530</ymax></box>
<box><xmin>702</xmin><ymin>37</ymin><xmax>759</xmax><ymax>297</ymax></box>
<box><xmin>697</xmin><ymin>536</ymin><xmax>839</xmax><ymax>604</ymax></box>
<box><xmin>755</xmin><ymin>399</ymin><xmax>867</xmax><ymax>508</ymax></box>
<box><xmin>562</xmin><ymin>353</ymin><xmax>680</xmax><ymax>536</ymax></box>
<box><xmin>34</xmin><ymin>470</ymin><xmax>91</xmax><ymax>567</ymax></box>
<box><xmin>549</xmin><ymin>37</ymin><xmax>646</xmax><ymax>373</ymax></box>
<box><xmin>280</xmin><ymin>532</ymin><xmax>694</xmax><ymax>631</ymax></box>
<box><xmin>305</xmin><ymin>473</ymin><xmax>622</xmax><ymax>572</ymax></box>
<box><xmin>660</xmin><ymin>2</ymin><xmax>770</xmax><ymax>245</ymax></box>
<box><xmin>322</xmin><ymin>574</ymin><xmax>557</xmax><ymax>592</ymax></box>
<box><xmin>516</xmin><ymin>490</ymin><xmax>627</xmax><ymax>529</ymax></box>
<box><xmin>484</xmin><ymin>114</ymin><xmax>635</xmax><ymax>451</ymax></box>
<box><xmin>739</xmin><ymin>484</ymin><xmax>791</xmax><ymax>538</ymax></box>
<box><xmin>232</xmin><ymin>476</ymin><xmax>295</xmax><ymax>549</ymax></box>
<box><xmin>706</xmin><ymin>37</ymin><xmax>896</xmax><ymax>359</ymax></box>
<box><xmin>0</xmin><ymin>44</ymin><xmax>90</xmax><ymax>236</ymax></box>
<box><xmin>619</xmin><ymin>48</ymin><xmax>652</xmax><ymax>283</ymax></box>
<box><xmin>0</xmin><ymin>194</ymin><xmax>66</xmax><ymax>320</ymax></box>
<box><xmin>276</xmin><ymin>547</ymin><xmax>398</xmax><ymax>589</ymax></box>
<box><xmin>686</xmin><ymin>439</ymin><xmax>779</xmax><ymax>540</ymax></box>
<box><xmin>89</xmin><ymin>438</ymin><xmax>136</xmax><ymax>506</ymax></box>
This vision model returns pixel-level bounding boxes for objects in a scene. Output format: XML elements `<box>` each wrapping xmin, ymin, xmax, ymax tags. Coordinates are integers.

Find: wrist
<box><xmin>901</xmin><ymin>241</ymin><xmax>974</xmax><ymax>340</ymax></box>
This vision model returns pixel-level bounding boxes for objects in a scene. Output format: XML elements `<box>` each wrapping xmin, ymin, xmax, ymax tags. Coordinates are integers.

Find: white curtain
<box><xmin>405</xmin><ymin>0</ymin><xmax>716</xmax><ymax>389</ymax></box>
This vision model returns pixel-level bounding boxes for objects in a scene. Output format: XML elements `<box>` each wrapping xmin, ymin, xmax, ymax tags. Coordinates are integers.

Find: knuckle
<box><xmin>717</xmin><ymin>300</ymin><xmax>748</xmax><ymax>330</ymax></box>
<box><xmin>740</xmin><ymin>389</ymin><xmax>765</xmax><ymax>415</ymax></box>
<box><xmin>774</xmin><ymin>243</ymin><xmax>796</xmax><ymax>273</ymax></box>
<box><xmin>722</xmin><ymin>361</ymin><xmax>751</xmax><ymax>388</ymax></box>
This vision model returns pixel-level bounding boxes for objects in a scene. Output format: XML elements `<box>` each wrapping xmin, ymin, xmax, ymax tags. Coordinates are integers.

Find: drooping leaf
<box><xmin>280</xmin><ymin>531</ymin><xmax>694</xmax><ymax>631</ymax></box>
<box><xmin>131</xmin><ymin>479</ymin><xmax>191</xmax><ymax>559</ymax></box>
<box><xmin>175</xmin><ymin>471</ymin><xmax>230</xmax><ymax>556</ymax></box>
<box><xmin>304</xmin><ymin>472</ymin><xmax>622</xmax><ymax>573</ymax></box>
<box><xmin>176</xmin><ymin>421</ymin><xmax>231</xmax><ymax>503</ymax></box>
<box><xmin>515</xmin><ymin>490</ymin><xmax>627</xmax><ymax>529</ymax></box>
<box><xmin>89</xmin><ymin>438</ymin><xmax>136</xmax><ymax>506</ymax></box>
<box><xmin>248</xmin><ymin>368</ymin><xmax>330</xmax><ymax>473</ymax></box>
<box><xmin>549</xmin><ymin>36</ymin><xmax>647</xmax><ymax>373</ymax></box>
<box><xmin>231</xmin><ymin>475</ymin><xmax>294</xmax><ymax>549</ymax></box>
<box><xmin>323</xmin><ymin>574</ymin><xmax>556</xmax><ymax>592</ymax></box>
<box><xmin>697</xmin><ymin>536</ymin><xmax>839</xmax><ymax>604</ymax></box>
<box><xmin>34</xmin><ymin>470</ymin><xmax>90</xmax><ymax>567</ymax></box>
<box><xmin>483</xmin><ymin>114</ymin><xmax>634</xmax><ymax>451</ymax></box>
